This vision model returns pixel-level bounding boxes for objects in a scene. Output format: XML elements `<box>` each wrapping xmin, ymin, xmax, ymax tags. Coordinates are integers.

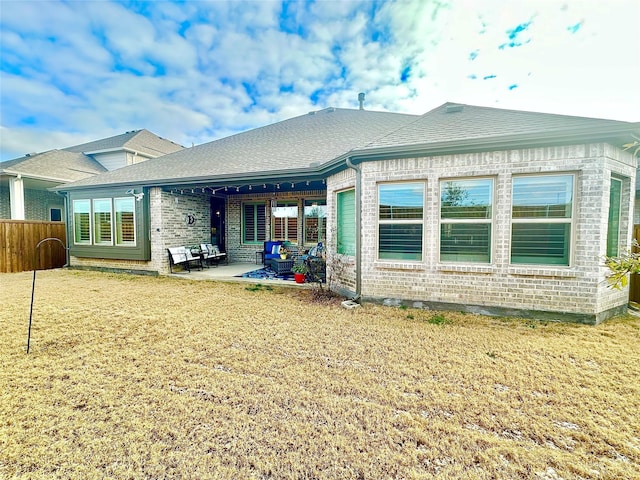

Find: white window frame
<box><xmin>377</xmin><ymin>181</ymin><xmax>425</xmax><ymax>262</ymax></box>
<box><xmin>510</xmin><ymin>173</ymin><xmax>575</xmax><ymax>266</ymax></box>
<box><xmin>439</xmin><ymin>177</ymin><xmax>494</xmax><ymax>263</ymax></box>
<box><xmin>114</xmin><ymin>197</ymin><xmax>136</xmax><ymax>246</ymax></box>
<box><xmin>73</xmin><ymin>199</ymin><xmax>92</xmax><ymax>245</ymax></box>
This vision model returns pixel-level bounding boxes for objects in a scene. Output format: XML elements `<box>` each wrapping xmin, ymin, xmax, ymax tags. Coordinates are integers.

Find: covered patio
<box><xmin>167</xmin><ymin>261</ymin><xmax>312</xmax><ymax>288</ymax></box>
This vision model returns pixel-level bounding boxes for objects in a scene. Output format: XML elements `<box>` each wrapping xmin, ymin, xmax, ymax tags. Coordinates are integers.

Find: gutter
<box><xmin>345</xmin><ymin>157</ymin><xmax>362</xmax><ymax>302</ymax></box>
<box><xmin>54</xmin><ymin>190</ymin><xmax>71</xmax><ymax>267</ymax></box>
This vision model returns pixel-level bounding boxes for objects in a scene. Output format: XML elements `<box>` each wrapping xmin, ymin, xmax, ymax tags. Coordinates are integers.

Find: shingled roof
<box><xmin>63</xmin><ymin>129</ymin><xmax>183</xmax><ymax>157</ymax></box>
<box><xmin>55</xmin><ymin>103</ymin><xmax>640</xmax><ymax>191</ymax></box>
<box><xmin>55</xmin><ymin>108</ymin><xmax>420</xmax><ymax>189</ymax></box>
<box><xmin>359</xmin><ymin>102</ymin><xmax>639</xmax><ymax>154</ymax></box>
<box><xmin>0</xmin><ymin>150</ymin><xmax>106</xmax><ymax>183</ymax></box>
<box><xmin>1</xmin><ymin>129</ymin><xmax>184</xmax><ymax>186</ymax></box>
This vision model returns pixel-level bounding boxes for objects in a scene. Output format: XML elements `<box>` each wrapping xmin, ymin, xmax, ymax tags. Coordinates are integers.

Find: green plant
<box><xmin>604</xmin><ymin>240</ymin><xmax>640</xmax><ymax>289</ymax></box>
<box><xmin>428</xmin><ymin>313</ymin><xmax>450</xmax><ymax>325</ymax></box>
<box><xmin>292</xmin><ymin>263</ymin><xmax>308</xmax><ymax>274</ymax></box>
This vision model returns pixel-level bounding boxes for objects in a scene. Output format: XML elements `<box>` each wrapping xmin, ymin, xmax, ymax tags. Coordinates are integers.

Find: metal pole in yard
<box><xmin>27</xmin><ymin>237</ymin><xmax>66</xmax><ymax>354</ymax></box>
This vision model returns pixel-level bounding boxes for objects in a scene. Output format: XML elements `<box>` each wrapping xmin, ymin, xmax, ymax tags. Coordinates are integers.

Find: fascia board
<box><xmin>347</xmin><ymin>126</ymin><xmax>640</xmax><ymax>163</ymax></box>
<box><xmin>0</xmin><ymin>169</ymin><xmax>72</xmax><ymax>183</ymax></box>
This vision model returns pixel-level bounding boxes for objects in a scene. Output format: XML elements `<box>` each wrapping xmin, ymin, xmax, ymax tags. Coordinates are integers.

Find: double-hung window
<box><xmin>378</xmin><ymin>182</ymin><xmax>424</xmax><ymax>261</ymax></box>
<box><xmin>511</xmin><ymin>174</ymin><xmax>574</xmax><ymax>265</ymax></box>
<box><xmin>606</xmin><ymin>177</ymin><xmax>623</xmax><ymax>257</ymax></box>
<box><xmin>271</xmin><ymin>201</ymin><xmax>298</xmax><ymax>242</ymax></box>
<box><xmin>440</xmin><ymin>178</ymin><xmax>493</xmax><ymax>263</ymax></box>
<box><xmin>243</xmin><ymin>202</ymin><xmax>266</xmax><ymax>244</ymax></box>
<box><xmin>337</xmin><ymin>189</ymin><xmax>355</xmax><ymax>255</ymax></box>
<box><xmin>304</xmin><ymin>199</ymin><xmax>326</xmax><ymax>245</ymax></box>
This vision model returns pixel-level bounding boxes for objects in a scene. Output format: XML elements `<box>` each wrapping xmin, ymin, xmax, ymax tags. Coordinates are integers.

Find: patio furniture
<box><xmin>263</xmin><ymin>240</ymin><xmax>283</xmax><ymax>265</ymax></box>
<box><xmin>201</xmin><ymin>243</ymin><xmax>228</xmax><ymax>266</ymax></box>
<box><xmin>168</xmin><ymin>246</ymin><xmax>203</xmax><ymax>273</ymax></box>
<box><xmin>266</xmin><ymin>257</ymin><xmax>294</xmax><ymax>275</ymax></box>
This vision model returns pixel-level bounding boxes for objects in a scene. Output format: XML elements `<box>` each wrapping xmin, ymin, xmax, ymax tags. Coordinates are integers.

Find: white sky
<box><xmin>1</xmin><ymin>0</ymin><xmax>638</xmax><ymax>161</ymax></box>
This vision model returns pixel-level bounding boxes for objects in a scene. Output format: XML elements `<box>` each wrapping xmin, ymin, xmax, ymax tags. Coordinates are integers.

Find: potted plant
<box><xmin>292</xmin><ymin>262</ymin><xmax>308</xmax><ymax>283</ymax></box>
<box><xmin>279</xmin><ymin>246</ymin><xmax>289</xmax><ymax>259</ymax></box>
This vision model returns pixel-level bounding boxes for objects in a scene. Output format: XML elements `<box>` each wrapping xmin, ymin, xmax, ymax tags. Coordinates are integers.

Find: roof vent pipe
<box><xmin>358</xmin><ymin>92</ymin><xmax>365</xmax><ymax>110</ymax></box>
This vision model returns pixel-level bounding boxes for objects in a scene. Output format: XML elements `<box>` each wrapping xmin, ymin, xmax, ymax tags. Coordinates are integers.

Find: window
<box><xmin>440</xmin><ymin>178</ymin><xmax>493</xmax><ymax>263</ymax></box>
<box><xmin>93</xmin><ymin>199</ymin><xmax>112</xmax><ymax>245</ymax></box>
<box><xmin>50</xmin><ymin>207</ymin><xmax>62</xmax><ymax>222</ymax></box>
<box><xmin>243</xmin><ymin>202</ymin><xmax>266</xmax><ymax>243</ymax></box>
<box><xmin>337</xmin><ymin>189</ymin><xmax>355</xmax><ymax>255</ymax></box>
<box><xmin>511</xmin><ymin>174</ymin><xmax>574</xmax><ymax>265</ymax></box>
<box><xmin>115</xmin><ymin>197</ymin><xmax>136</xmax><ymax>246</ymax></box>
<box><xmin>304</xmin><ymin>199</ymin><xmax>327</xmax><ymax>244</ymax></box>
<box><xmin>606</xmin><ymin>178</ymin><xmax>623</xmax><ymax>257</ymax></box>
<box><xmin>73</xmin><ymin>200</ymin><xmax>91</xmax><ymax>244</ymax></box>
<box><xmin>378</xmin><ymin>182</ymin><xmax>424</xmax><ymax>261</ymax></box>
<box><xmin>271</xmin><ymin>201</ymin><xmax>298</xmax><ymax>242</ymax></box>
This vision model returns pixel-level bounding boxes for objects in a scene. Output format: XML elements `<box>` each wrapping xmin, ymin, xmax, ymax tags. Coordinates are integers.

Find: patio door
<box><xmin>210</xmin><ymin>197</ymin><xmax>225</xmax><ymax>250</ymax></box>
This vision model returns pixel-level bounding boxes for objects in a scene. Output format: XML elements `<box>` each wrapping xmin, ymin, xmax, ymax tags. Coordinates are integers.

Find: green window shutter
<box><xmin>606</xmin><ymin>178</ymin><xmax>622</xmax><ymax>257</ymax></box>
<box><xmin>337</xmin><ymin>190</ymin><xmax>355</xmax><ymax>256</ymax></box>
<box><xmin>243</xmin><ymin>203</ymin><xmax>266</xmax><ymax>243</ymax></box>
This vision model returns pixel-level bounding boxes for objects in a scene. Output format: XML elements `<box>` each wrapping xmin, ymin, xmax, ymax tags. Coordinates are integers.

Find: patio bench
<box><xmin>168</xmin><ymin>246</ymin><xmax>203</xmax><ymax>273</ymax></box>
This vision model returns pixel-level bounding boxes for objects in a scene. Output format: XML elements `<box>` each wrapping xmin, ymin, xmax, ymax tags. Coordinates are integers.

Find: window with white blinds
<box><xmin>440</xmin><ymin>178</ymin><xmax>493</xmax><ymax>263</ymax></box>
<box><xmin>73</xmin><ymin>200</ymin><xmax>91</xmax><ymax>244</ymax></box>
<box><xmin>115</xmin><ymin>197</ymin><xmax>136</xmax><ymax>246</ymax></box>
<box><xmin>511</xmin><ymin>174</ymin><xmax>574</xmax><ymax>265</ymax></box>
<box><xmin>93</xmin><ymin>198</ymin><xmax>113</xmax><ymax>245</ymax></box>
<box><xmin>378</xmin><ymin>183</ymin><xmax>424</xmax><ymax>261</ymax></box>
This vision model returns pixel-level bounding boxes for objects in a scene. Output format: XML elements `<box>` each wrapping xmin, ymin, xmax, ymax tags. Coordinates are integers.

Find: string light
<box><xmin>236</xmin><ymin>187</ymin><xmax>240</xmax><ymax>192</ymax></box>
<box><xmin>291</xmin><ymin>183</ymin><xmax>294</xmax><ymax>188</ymax></box>
<box><xmin>276</xmin><ymin>183</ymin><xmax>280</xmax><ymax>189</ymax></box>
<box><xmin>224</xmin><ymin>186</ymin><xmax>228</xmax><ymax>192</ymax></box>
<box><xmin>249</xmin><ymin>185</ymin><xmax>252</xmax><ymax>190</ymax></box>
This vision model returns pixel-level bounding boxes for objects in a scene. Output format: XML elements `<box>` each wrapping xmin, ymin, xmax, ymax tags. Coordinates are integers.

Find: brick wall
<box><xmin>326</xmin><ymin>143</ymin><xmax>637</xmax><ymax>323</ymax></box>
<box><xmin>226</xmin><ymin>189</ymin><xmax>326</xmax><ymax>263</ymax></box>
<box><xmin>0</xmin><ymin>186</ymin><xmax>9</xmax><ymax>219</ymax></box>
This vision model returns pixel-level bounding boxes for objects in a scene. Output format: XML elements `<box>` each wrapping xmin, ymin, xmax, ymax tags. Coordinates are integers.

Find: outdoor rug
<box><xmin>236</xmin><ymin>267</ymin><xmax>294</xmax><ymax>281</ymax></box>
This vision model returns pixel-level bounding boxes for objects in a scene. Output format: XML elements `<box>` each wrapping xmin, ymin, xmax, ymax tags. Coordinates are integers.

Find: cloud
<box><xmin>1</xmin><ymin>0</ymin><xmax>639</xmax><ymax>162</ymax></box>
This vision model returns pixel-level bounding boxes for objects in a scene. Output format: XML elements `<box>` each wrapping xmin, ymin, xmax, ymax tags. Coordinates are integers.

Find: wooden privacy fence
<box><xmin>0</xmin><ymin>220</ymin><xmax>67</xmax><ymax>273</ymax></box>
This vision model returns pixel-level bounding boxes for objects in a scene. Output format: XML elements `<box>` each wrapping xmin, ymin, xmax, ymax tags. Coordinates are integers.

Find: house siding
<box><xmin>327</xmin><ymin>143</ymin><xmax>636</xmax><ymax>323</ymax></box>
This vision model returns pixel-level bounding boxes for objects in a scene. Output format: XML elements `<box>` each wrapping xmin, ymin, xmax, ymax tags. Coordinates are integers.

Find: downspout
<box><xmin>54</xmin><ymin>190</ymin><xmax>70</xmax><ymax>267</ymax></box>
<box><xmin>345</xmin><ymin>158</ymin><xmax>362</xmax><ymax>301</ymax></box>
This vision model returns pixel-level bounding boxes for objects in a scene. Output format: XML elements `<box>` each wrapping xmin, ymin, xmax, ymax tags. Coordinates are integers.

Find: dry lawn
<box><xmin>1</xmin><ymin>269</ymin><xmax>639</xmax><ymax>479</ymax></box>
